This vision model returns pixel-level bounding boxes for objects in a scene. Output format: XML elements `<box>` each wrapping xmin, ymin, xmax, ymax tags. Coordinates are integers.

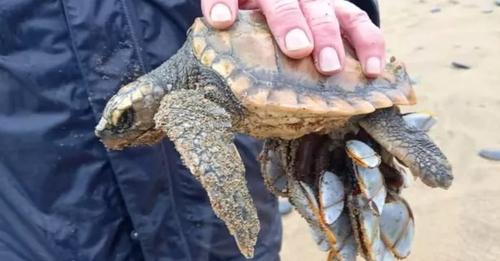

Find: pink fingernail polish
<box><xmin>210</xmin><ymin>3</ymin><xmax>232</xmax><ymax>22</ymax></box>
<box><xmin>319</xmin><ymin>47</ymin><xmax>341</xmax><ymax>72</ymax></box>
<box><xmin>366</xmin><ymin>57</ymin><xmax>381</xmax><ymax>75</ymax></box>
<box><xmin>285</xmin><ymin>29</ymin><xmax>312</xmax><ymax>51</ymax></box>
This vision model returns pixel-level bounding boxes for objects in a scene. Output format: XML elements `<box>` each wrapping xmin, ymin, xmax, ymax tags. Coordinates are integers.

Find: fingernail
<box><xmin>319</xmin><ymin>47</ymin><xmax>341</xmax><ymax>72</ymax></box>
<box><xmin>210</xmin><ymin>3</ymin><xmax>232</xmax><ymax>22</ymax></box>
<box><xmin>365</xmin><ymin>57</ymin><xmax>381</xmax><ymax>75</ymax></box>
<box><xmin>285</xmin><ymin>29</ymin><xmax>312</xmax><ymax>51</ymax></box>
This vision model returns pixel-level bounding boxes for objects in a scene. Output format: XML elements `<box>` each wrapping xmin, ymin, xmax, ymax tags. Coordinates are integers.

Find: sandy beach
<box><xmin>281</xmin><ymin>0</ymin><xmax>500</xmax><ymax>260</ymax></box>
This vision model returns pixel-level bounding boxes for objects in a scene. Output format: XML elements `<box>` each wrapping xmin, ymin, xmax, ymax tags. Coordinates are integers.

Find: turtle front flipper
<box><xmin>359</xmin><ymin>108</ymin><xmax>453</xmax><ymax>189</ymax></box>
<box><xmin>154</xmin><ymin>89</ymin><xmax>259</xmax><ymax>258</ymax></box>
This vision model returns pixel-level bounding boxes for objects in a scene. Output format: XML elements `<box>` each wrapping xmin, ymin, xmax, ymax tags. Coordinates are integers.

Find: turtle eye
<box><xmin>114</xmin><ymin>107</ymin><xmax>135</xmax><ymax>131</ymax></box>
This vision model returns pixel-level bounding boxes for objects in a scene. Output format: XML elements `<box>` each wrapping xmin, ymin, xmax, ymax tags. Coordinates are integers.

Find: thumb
<box><xmin>201</xmin><ymin>0</ymin><xmax>238</xmax><ymax>29</ymax></box>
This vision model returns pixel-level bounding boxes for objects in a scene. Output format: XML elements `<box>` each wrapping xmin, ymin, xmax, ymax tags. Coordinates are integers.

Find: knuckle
<box><xmin>267</xmin><ymin>0</ymin><xmax>301</xmax><ymax>17</ymax></box>
<box><xmin>299</xmin><ymin>0</ymin><xmax>324</xmax><ymax>5</ymax></box>
<box><xmin>309</xmin><ymin>17</ymin><xmax>340</xmax><ymax>33</ymax></box>
<box><xmin>300</xmin><ymin>0</ymin><xmax>339</xmax><ymax>33</ymax></box>
<box><xmin>342</xmin><ymin>10</ymin><xmax>371</xmax><ymax>28</ymax></box>
<box><xmin>301</xmin><ymin>0</ymin><xmax>334</xmax><ymax>19</ymax></box>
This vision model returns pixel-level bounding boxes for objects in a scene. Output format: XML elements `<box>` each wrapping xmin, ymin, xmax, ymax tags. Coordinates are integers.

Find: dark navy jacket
<box><xmin>0</xmin><ymin>1</ymin><xmax>378</xmax><ymax>260</ymax></box>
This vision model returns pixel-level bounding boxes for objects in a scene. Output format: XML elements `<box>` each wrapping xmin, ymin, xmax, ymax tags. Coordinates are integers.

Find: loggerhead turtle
<box><xmin>95</xmin><ymin>10</ymin><xmax>453</xmax><ymax>258</ymax></box>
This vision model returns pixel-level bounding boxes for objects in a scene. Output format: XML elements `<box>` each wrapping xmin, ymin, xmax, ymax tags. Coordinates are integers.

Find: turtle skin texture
<box><xmin>95</xmin><ymin>10</ymin><xmax>453</xmax><ymax>259</ymax></box>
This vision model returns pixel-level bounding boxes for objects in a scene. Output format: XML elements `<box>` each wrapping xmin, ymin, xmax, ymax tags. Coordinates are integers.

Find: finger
<box><xmin>300</xmin><ymin>0</ymin><xmax>345</xmax><ymax>74</ymax></box>
<box><xmin>335</xmin><ymin>0</ymin><xmax>385</xmax><ymax>77</ymax></box>
<box><xmin>239</xmin><ymin>0</ymin><xmax>259</xmax><ymax>9</ymax></box>
<box><xmin>258</xmin><ymin>0</ymin><xmax>314</xmax><ymax>59</ymax></box>
<box><xmin>201</xmin><ymin>0</ymin><xmax>238</xmax><ymax>29</ymax></box>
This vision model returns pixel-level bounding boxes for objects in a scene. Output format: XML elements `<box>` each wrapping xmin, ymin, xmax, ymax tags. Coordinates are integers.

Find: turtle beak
<box><xmin>95</xmin><ymin>118</ymin><xmax>109</xmax><ymax>138</ymax></box>
<box><xmin>94</xmin><ymin>118</ymin><xmax>126</xmax><ymax>149</ymax></box>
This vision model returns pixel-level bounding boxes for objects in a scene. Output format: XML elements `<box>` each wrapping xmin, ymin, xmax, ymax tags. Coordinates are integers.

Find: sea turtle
<box><xmin>95</xmin><ymin>10</ymin><xmax>453</xmax><ymax>258</ymax></box>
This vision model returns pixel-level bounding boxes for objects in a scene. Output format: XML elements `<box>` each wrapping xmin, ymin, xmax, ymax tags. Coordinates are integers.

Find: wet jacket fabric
<box><xmin>0</xmin><ymin>1</ymin><xmax>378</xmax><ymax>260</ymax></box>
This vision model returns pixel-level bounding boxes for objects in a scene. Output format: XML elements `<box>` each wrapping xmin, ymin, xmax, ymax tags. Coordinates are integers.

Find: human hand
<box><xmin>201</xmin><ymin>0</ymin><xmax>385</xmax><ymax>77</ymax></box>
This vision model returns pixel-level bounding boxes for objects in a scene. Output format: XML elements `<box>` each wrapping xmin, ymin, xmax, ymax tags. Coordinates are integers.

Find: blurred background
<box><xmin>281</xmin><ymin>0</ymin><xmax>500</xmax><ymax>260</ymax></box>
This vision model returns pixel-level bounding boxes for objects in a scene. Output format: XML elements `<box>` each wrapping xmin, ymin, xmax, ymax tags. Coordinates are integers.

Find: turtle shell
<box><xmin>189</xmin><ymin>10</ymin><xmax>415</xmax><ymax>117</ymax></box>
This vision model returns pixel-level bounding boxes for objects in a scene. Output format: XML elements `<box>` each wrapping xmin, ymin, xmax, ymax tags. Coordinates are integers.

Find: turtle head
<box><xmin>95</xmin><ymin>80</ymin><xmax>166</xmax><ymax>150</ymax></box>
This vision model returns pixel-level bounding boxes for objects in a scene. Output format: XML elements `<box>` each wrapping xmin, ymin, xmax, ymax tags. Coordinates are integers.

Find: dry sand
<box><xmin>280</xmin><ymin>0</ymin><xmax>500</xmax><ymax>260</ymax></box>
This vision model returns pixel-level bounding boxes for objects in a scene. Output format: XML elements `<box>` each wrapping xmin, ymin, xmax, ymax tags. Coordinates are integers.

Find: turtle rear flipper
<box><xmin>154</xmin><ymin>89</ymin><xmax>259</xmax><ymax>258</ymax></box>
<box><xmin>359</xmin><ymin>108</ymin><xmax>453</xmax><ymax>189</ymax></box>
